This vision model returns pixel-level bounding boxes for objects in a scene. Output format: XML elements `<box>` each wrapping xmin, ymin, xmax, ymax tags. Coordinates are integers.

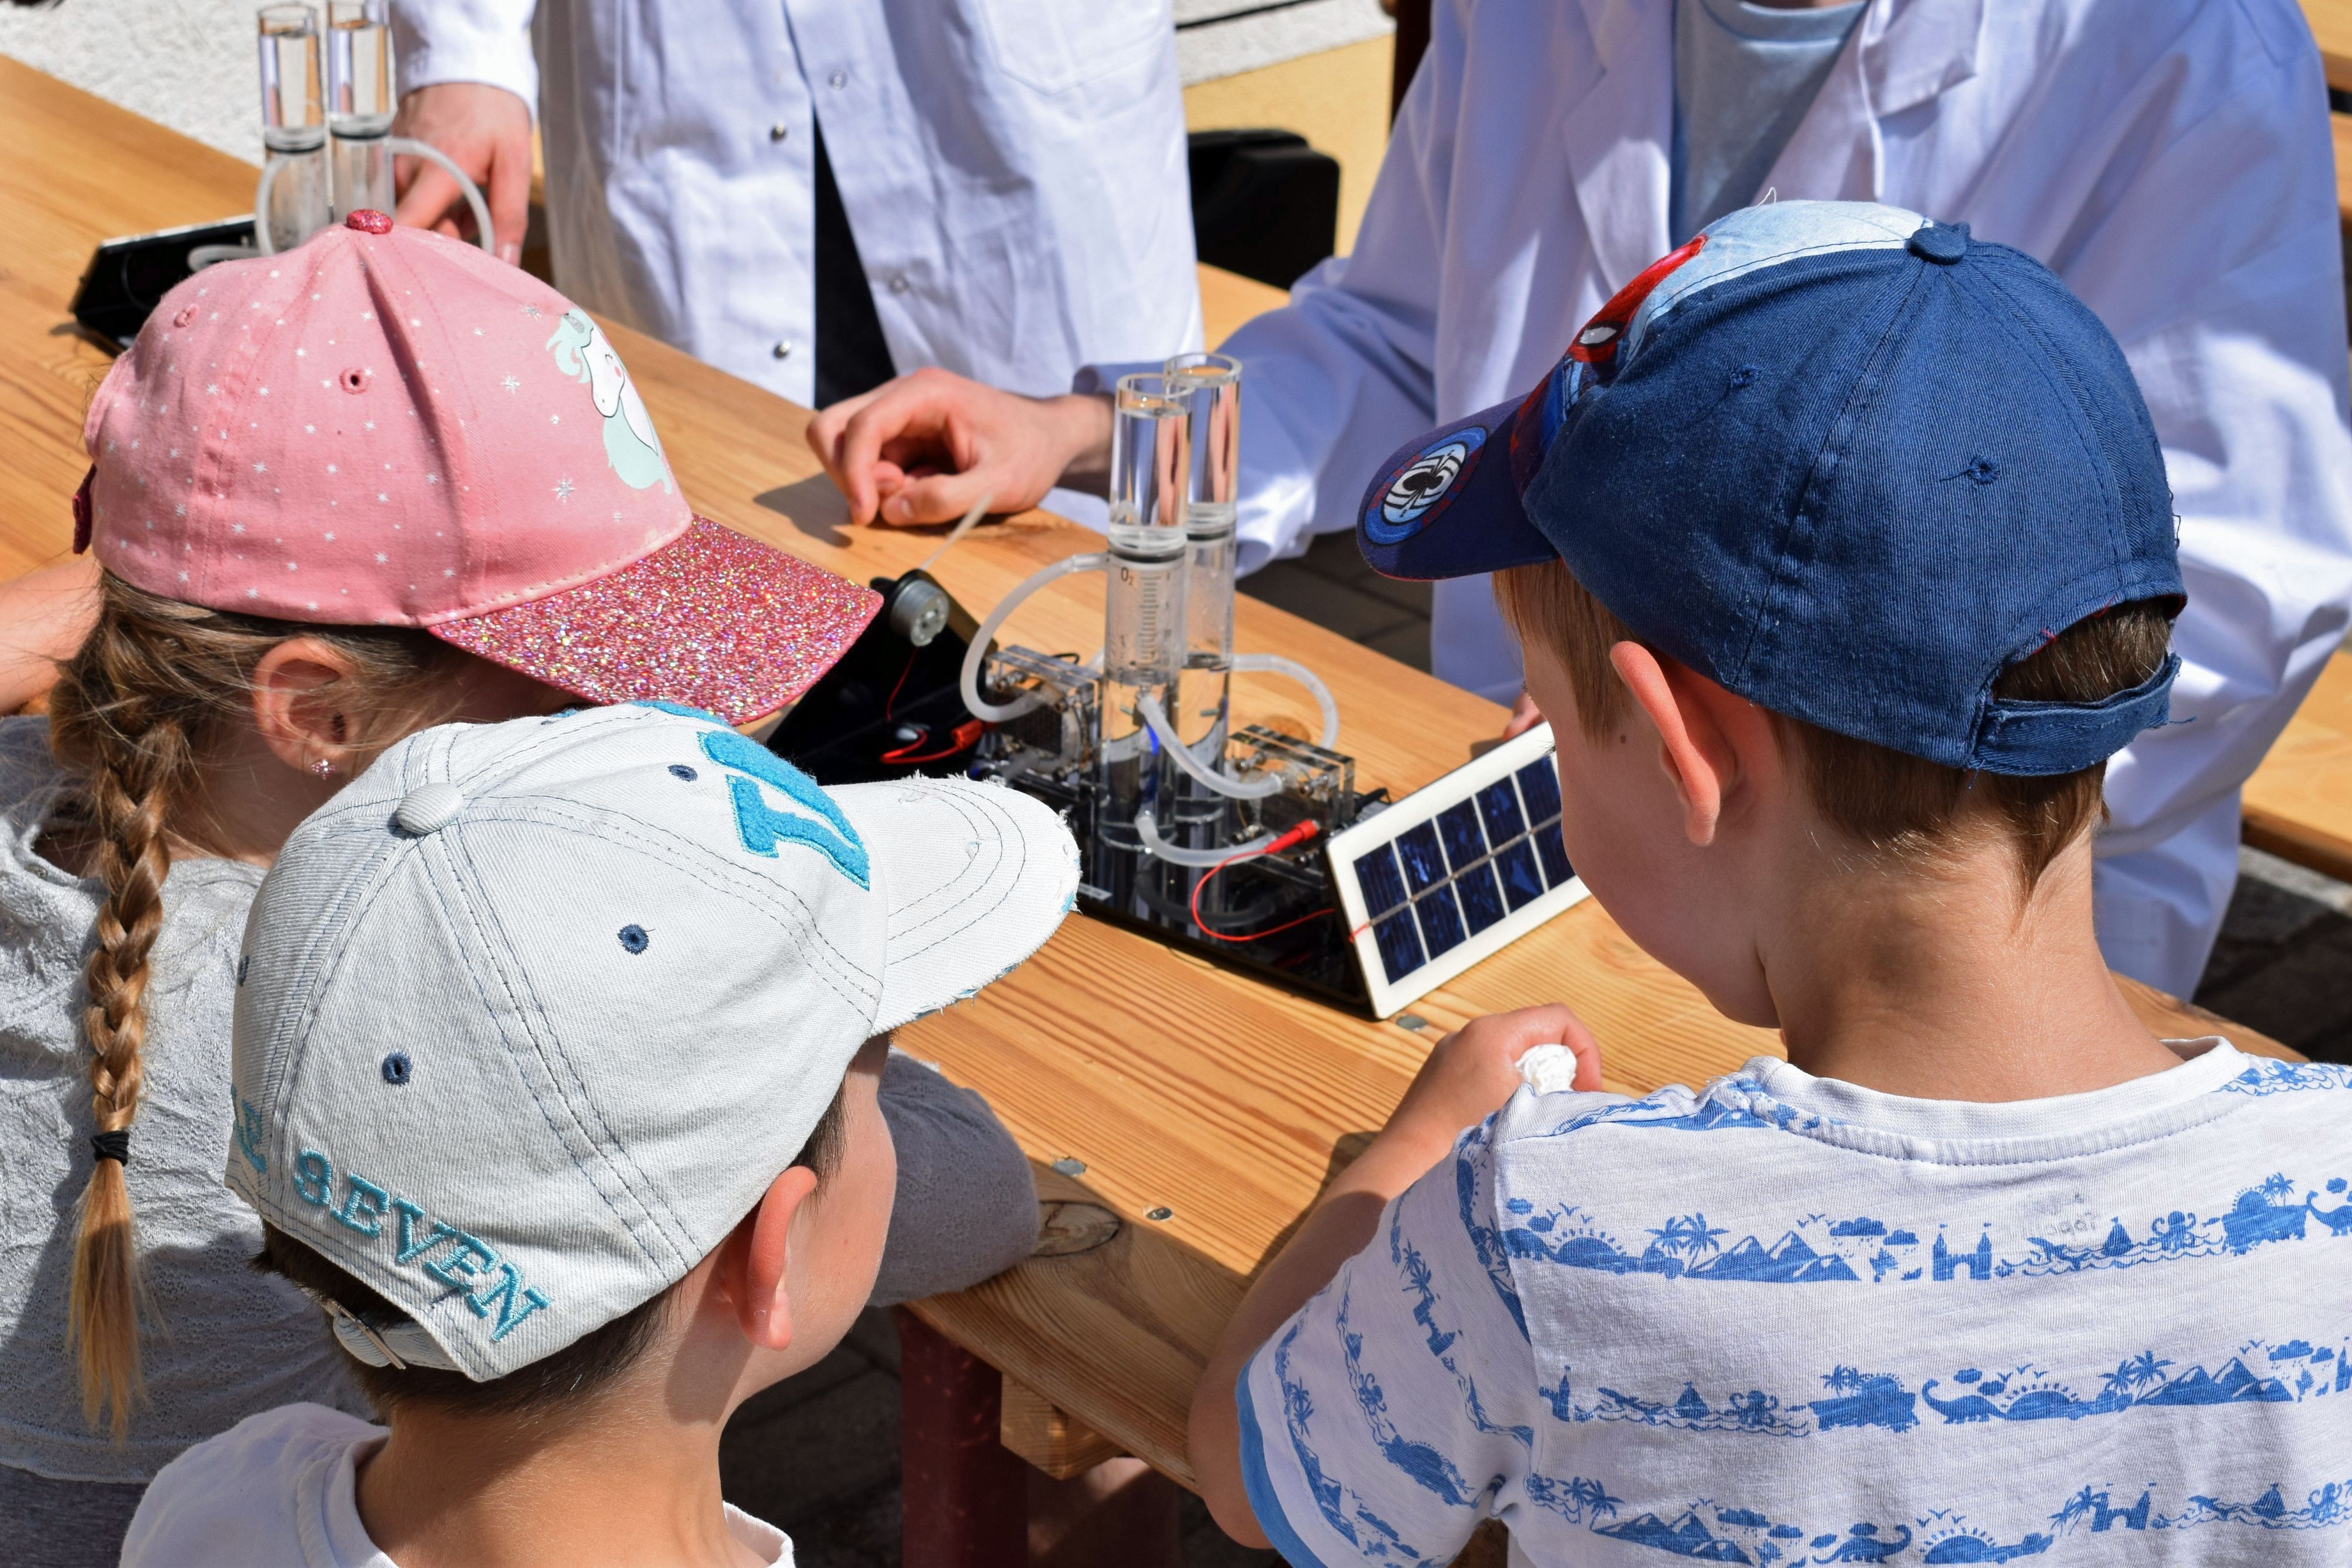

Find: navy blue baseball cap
<box><xmin>1357</xmin><ymin>200</ymin><xmax>2183</xmax><ymax>777</ymax></box>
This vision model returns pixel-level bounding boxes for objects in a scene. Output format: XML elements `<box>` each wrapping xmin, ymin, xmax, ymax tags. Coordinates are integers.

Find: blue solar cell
<box><xmin>1476</xmin><ymin>780</ymin><xmax>1526</xmax><ymax>847</ymax></box>
<box><xmin>1535</xmin><ymin>818</ymin><xmax>1573</xmax><ymax>887</ymax></box>
<box><xmin>1396</xmin><ymin>822</ymin><xmax>1446</xmax><ymax>894</ymax></box>
<box><xmin>1516</xmin><ymin>757</ymin><xmax>1562</xmax><ymax>824</ymax></box>
<box><xmin>1494</xmin><ymin>839</ymin><xmax>1544</xmax><ymax>910</ymax></box>
<box><xmin>1437</xmin><ymin>800</ymin><xmax>1486</xmax><ymax>872</ymax></box>
<box><xmin>1373</xmin><ymin>908</ymin><xmax>1425</xmax><ymax>983</ymax></box>
<box><xmin>1354</xmin><ymin>843</ymin><xmax>1408</xmax><ymax>918</ymax></box>
<box><xmin>1457</xmin><ymin>862</ymin><xmax>1506</xmax><ymax>934</ymax></box>
<box><xmin>1416</xmin><ymin>886</ymin><xmax>1466</xmax><ymax>957</ymax></box>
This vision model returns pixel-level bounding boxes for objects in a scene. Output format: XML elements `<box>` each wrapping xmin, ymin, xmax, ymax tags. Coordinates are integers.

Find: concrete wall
<box><xmin>0</xmin><ymin>0</ymin><xmax>263</xmax><ymax>165</ymax></box>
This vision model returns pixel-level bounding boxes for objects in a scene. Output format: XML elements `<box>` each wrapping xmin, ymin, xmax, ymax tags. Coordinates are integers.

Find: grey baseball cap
<box><xmin>228</xmin><ymin>701</ymin><xmax>1076</xmax><ymax>1381</ymax></box>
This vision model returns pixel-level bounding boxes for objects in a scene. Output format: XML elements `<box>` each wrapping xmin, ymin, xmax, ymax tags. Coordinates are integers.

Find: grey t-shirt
<box><xmin>0</xmin><ymin>717</ymin><xmax>356</xmax><ymax>1485</ymax></box>
<box><xmin>1671</xmin><ymin>0</ymin><xmax>1866</xmax><ymax>243</ymax></box>
<box><xmin>0</xmin><ymin>716</ymin><xmax>1035</xmax><ymax>1494</ymax></box>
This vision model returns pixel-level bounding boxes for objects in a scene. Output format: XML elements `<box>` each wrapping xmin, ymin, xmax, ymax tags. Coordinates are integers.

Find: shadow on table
<box><xmin>754</xmin><ymin>473</ymin><xmax>852</xmax><ymax>548</ymax></box>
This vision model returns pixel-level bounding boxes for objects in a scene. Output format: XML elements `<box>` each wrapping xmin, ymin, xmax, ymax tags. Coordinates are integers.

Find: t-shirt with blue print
<box><xmin>1235</xmin><ymin>1040</ymin><xmax>2352</xmax><ymax>1566</ymax></box>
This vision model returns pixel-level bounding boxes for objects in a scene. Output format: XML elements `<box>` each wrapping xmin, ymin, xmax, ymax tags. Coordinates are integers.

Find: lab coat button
<box><xmin>772</xmin><ymin>340</ymin><xmax>793</xmax><ymax>360</ymax></box>
<box><xmin>888</xmin><ymin>275</ymin><xmax>911</xmax><ymax>295</ymax></box>
<box><xmin>1907</xmin><ymin>223</ymin><xmax>1969</xmax><ymax>265</ymax></box>
<box><xmin>828</xmin><ymin>69</ymin><xmax>848</xmax><ymax>90</ymax></box>
<box><xmin>769</xmin><ymin>122</ymin><xmax>789</xmax><ymax>142</ymax></box>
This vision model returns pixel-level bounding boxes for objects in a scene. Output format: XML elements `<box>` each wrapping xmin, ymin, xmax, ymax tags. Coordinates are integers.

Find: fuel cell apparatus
<box><xmin>769</xmin><ymin>354</ymin><xmax>1588</xmax><ymax>1015</ymax></box>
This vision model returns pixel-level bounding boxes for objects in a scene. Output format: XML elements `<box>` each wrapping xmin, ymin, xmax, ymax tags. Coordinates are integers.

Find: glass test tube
<box><xmin>325</xmin><ymin>0</ymin><xmax>396</xmax><ymax>218</ymax></box>
<box><xmin>258</xmin><ymin>5</ymin><xmax>331</xmax><ymax>252</ymax></box>
<box><xmin>1167</xmin><ymin>352</ymin><xmax>1241</xmax><ymax>761</ymax></box>
<box><xmin>1095</xmin><ymin>374</ymin><xmax>1192</xmax><ymax>910</ymax></box>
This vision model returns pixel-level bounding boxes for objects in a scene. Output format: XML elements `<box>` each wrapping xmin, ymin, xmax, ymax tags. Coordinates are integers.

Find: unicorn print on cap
<box><xmin>547</xmin><ymin>310</ymin><xmax>671</xmax><ymax>493</ymax></box>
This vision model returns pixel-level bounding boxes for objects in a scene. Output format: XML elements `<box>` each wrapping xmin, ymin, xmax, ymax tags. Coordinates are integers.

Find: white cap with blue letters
<box><xmin>226</xmin><ymin>701</ymin><xmax>1077</xmax><ymax>1380</ymax></box>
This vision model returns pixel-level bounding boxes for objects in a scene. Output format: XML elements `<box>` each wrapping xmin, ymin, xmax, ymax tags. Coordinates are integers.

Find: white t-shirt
<box><xmin>1238</xmin><ymin>1041</ymin><xmax>2352</xmax><ymax>1566</ymax></box>
<box><xmin>121</xmin><ymin>1403</ymin><xmax>792</xmax><ymax>1567</ymax></box>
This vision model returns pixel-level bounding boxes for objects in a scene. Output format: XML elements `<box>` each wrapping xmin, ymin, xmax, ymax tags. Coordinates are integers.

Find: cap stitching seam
<box><xmin>1733</xmin><ymin>260</ymin><xmax>1929</xmax><ymax>688</ymax></box>
<box><xmin>490</xmin><ymin>794</ymin><xmax>881</xmax><ymax>1011</ymax></box>
<box><xmin>429</xmin><ymin>824</ymin><xmax>698</xmax><ymax>1276</ymax></box>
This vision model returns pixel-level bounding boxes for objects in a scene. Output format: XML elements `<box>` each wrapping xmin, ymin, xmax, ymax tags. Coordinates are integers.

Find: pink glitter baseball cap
<box><xmin>77</xmin><ymin>212</ymin><xmax>878</xmax><ymax>724</ymax></box>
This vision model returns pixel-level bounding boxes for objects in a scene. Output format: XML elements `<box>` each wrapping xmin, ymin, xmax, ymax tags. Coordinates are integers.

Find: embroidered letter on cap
<box><xmin>235</xmin><ymin>1096</ymin><xmax>268</xmax><ymax>1174</ymax></box>
<box><xmin>466</xmin><ymin>1263</ymin><xmax>553</xmax><ymax>1341</ymax></box>
<box><xmin>333</xmin><ymin>1174</ymin><xmax>392</xmax><ymax>1237</ymax></box>
<box><xmin>697</xmin><ymin>729</ymin><xmax>870</xmax><ymax>887</ymax></box>
<box><xmin>391</xmin><ymin>1196</ymin><xmax>458</xmax><ymax>1264</ymax></box>
<box><xmin>295</xmin><ymin>1151</ymin><xmax>334</xmax><ymax>1207</ymax></box>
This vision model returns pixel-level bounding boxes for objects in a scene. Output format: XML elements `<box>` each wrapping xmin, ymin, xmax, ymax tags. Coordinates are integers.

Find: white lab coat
<box><xmin>1221</xmin><ymin>0</ymin><xmax>2352</xmax><ymax>995</ymax></box>
<box><xmin>392</xmin><ymin>0</ymin><xmax>1202</xmax><ymax>410</ymax></box>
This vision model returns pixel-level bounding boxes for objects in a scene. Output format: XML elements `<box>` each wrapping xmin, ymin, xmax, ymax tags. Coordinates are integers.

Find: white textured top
<box><xmin>1240</xmin><ymin>1041</ymin><xmax>2352</xmax><ymax>1566</ymax></box>
<box><xmin>121</xmin><ymin>1402</ymin><xmax>791</xmax><ymax>1566</ymax></box>
<box><xmin>0</xmin><ymin>718</ymin><xmax>358</xmax><ymax>1483</ymax></box>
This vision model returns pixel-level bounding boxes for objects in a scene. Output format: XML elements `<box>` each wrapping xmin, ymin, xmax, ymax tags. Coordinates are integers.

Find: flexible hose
<box><xmin>1229</xmin><ymin>653</ymin><xmax>1340</xmax><ymax>749</ymax></box>
<box><xmin>1137</xmin><ymin>692</ymin><xmax>1285</xmax><ymax>798</ymax></box>
<box><xmin>1133</xmin><ymin>807</ymin><xmax>1275</xmax><ymax>865</ymax></box>
<box><xmin>255</xmin><ymin>138</ymin><xmax>495</xmax><ymax>256</ymax></box>
<box><xmin>960</xmin><ymin>552</ymin><xmax>1108</xmax><ymax>723</ymax></box>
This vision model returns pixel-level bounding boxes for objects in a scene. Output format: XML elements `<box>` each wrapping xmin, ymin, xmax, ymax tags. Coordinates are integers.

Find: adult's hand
<box><xmin>392</xmin><ymin>83</ymin><xmax>533</xmax><ymax>266</ymax></box>
<box><xmin>806</xmin><ymin>367</ymin><xmax>1111</xmax><ymax>527</ymax></box>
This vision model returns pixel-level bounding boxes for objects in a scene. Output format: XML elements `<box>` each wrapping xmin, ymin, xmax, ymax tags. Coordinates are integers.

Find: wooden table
<box><xmin>2245</xmin><ymin>650</ymin><xmax>2352</xmax><ymax>883</ymax></box>
<box><xmin>0</xmin><ymin>58</ymin><xmax>2296</xmax><ymax>1531</ymax></box>
<box><xmin>2308</xmin><ymin>0</ymin><xmax>2352</xmax><ymax>95</ymax></box>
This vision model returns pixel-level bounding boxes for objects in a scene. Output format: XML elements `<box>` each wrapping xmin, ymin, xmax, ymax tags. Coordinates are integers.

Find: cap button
<box><xmin>394</xmin><ymin>781</ymin><xmax>464</xmax><ymax>836</ymax></box>
<box><xmin>344</xmin><ymin>209</ymin><xmax>395</xmax><ymax>235</ymax></box>
<box><xmin>1907</xmin><ymin>222</ymin><xmax>1969</xmax><ymax>265</ymax></box>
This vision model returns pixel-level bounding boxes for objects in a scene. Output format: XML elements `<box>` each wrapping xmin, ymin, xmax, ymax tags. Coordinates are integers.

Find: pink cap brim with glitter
<box><xmin>430</xmin><ymin>517</ymin><xmax>880</xmax><ymax>724</ymax></box>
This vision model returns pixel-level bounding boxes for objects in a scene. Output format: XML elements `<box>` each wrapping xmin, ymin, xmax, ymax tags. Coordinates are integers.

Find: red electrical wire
<box><xmin>1188</xmin><ymin>820</ymin><xmax>1334</xmax><ymax>943</ymax></box>
<box><xmin>880</xmin><ymin>718</ymin><xmax>987</xmax><ymax>765</ymax></box>
<box><xmin>883</xmin><ymin>647</ymin><xmax>920</xmax><ymax>720</ymax></box>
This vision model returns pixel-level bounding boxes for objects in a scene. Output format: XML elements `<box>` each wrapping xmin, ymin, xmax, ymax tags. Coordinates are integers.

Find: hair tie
<box><xmin>90</xmin><ymin>1130</ymin><xmax>131</xmax><ymax>1166</ymax></box>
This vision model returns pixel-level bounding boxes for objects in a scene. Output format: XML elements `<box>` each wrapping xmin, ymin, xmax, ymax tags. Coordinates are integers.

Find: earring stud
<box><xmin>310</xmin><ymin>758</ymin><xmax>335</xmax><ymax>780</ymax></box>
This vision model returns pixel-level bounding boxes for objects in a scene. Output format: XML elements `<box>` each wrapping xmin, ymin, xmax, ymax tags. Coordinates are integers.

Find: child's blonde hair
<box><xmin>1494</xmin><ymin>560</ymin><xmax>2174</xmax><ymax>888</ymax></box>
<box><xmin>44</xmin><ymin>571</ymin><xmax>466</xmax><ymax>1438</ymax></box>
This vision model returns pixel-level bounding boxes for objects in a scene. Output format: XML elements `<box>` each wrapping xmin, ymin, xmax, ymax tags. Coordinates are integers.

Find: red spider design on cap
<box><xmin>1568</xmin><ymin>233</ymin><xmax>1708</xmax><ymax>367</ymax></box>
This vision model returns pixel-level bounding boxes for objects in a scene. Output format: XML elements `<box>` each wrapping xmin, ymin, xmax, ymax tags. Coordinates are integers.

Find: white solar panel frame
<box><xmin>1325</xmin><ymin>721</ymin><xmax>1589</xmax><ymax>1018</ymax></box>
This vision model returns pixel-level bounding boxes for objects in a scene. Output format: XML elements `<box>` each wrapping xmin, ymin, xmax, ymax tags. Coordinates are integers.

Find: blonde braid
<box><xmin>46</xmin><ymin>571</ymin><xmax>463</xmax><ymax>1438</ymax></box>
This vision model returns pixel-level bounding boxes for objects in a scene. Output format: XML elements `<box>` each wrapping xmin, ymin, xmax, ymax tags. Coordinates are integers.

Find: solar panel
<box><xmin>1325</xmin><ymin>721</ymin><xmax>1589</xmax><ymax>1017</ymax></box>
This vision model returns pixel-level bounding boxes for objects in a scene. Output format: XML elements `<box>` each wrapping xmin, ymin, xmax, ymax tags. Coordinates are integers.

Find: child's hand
<box><xmin>1380</xmin><ymin>1005</ymin><xmax>1602</xmax><ymax>1165</ymax></box>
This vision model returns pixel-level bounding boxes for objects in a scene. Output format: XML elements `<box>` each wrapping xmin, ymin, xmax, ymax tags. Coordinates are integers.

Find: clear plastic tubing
<box><xmin>258</xmin><ymin>5</ymin><xmax>331</xmax><ymax>253</ymax></box>
<box><xmin>1166</xmin><ymin>351</ymin><xmax>1241</xmax><ymax>758</ymax></box>
<box><xmin>325</xmin><ymin>0</ymin><xmax>396</xmax><ymax>219</ymax></box>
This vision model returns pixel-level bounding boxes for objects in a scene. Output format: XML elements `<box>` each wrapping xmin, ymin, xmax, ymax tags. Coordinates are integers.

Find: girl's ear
<box><xmin>248</xmin><ymin>637</ymin><xmax>367</xmax><ymax>777</ymax></box>
<box><xmin>725</xmin><ymin>1164</ymin><xmax>818</xmax><ymax>1352</ymax></box>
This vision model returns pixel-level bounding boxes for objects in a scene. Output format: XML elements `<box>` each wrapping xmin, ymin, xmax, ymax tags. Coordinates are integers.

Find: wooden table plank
<box><xmin>2243</xmin><ymin>649</ymin><xmax>2352</xmax><ymax>883</ymax></box>
<box><xmin>0</xmin><ymin>58</ymin><xmax>2298</xmax><ymax>1493</ymax></box>
<box><xmin>2309</xmin><ymin>0</ymin><xmax>2352</xmax><ymax>95</ymax></box>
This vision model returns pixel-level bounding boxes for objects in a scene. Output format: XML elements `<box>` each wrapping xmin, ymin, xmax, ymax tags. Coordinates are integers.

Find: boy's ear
<box><xmin>1610</xmin><ymin>641</ymin><xmax>1736</xmax><ymax>847</ymax></box>
<box><xmin>724</xmin><ymin>1164</ymin><xmax>820</xmax><ymax>1352</ymax></box>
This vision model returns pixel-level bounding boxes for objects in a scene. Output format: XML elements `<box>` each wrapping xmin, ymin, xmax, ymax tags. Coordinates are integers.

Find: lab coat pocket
<box><xmin>974</xmin><ymin>0</ymin><xmax>1171</xmax><ymax>96</ymax></box>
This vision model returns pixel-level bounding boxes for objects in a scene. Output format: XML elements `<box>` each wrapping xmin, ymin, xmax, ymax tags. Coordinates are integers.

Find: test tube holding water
<box><xmin>1095</xmin><ymin>373</ymin><xmax>1193</xmax><ymax>910</ymax></box>
<box><xmin>325</xmin><ymin>0</ymin><xmax>396</xmax><ymax>219</ymax></box>
<box><xmin>258</xmin><ymin>5</ymin><xmax>332</xmax><ymax>252</ymax></box>
<box><xmin>1168</xmin><ymin>352</ymin><xmax>1242</xmax><ymax>759</ymax></box>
